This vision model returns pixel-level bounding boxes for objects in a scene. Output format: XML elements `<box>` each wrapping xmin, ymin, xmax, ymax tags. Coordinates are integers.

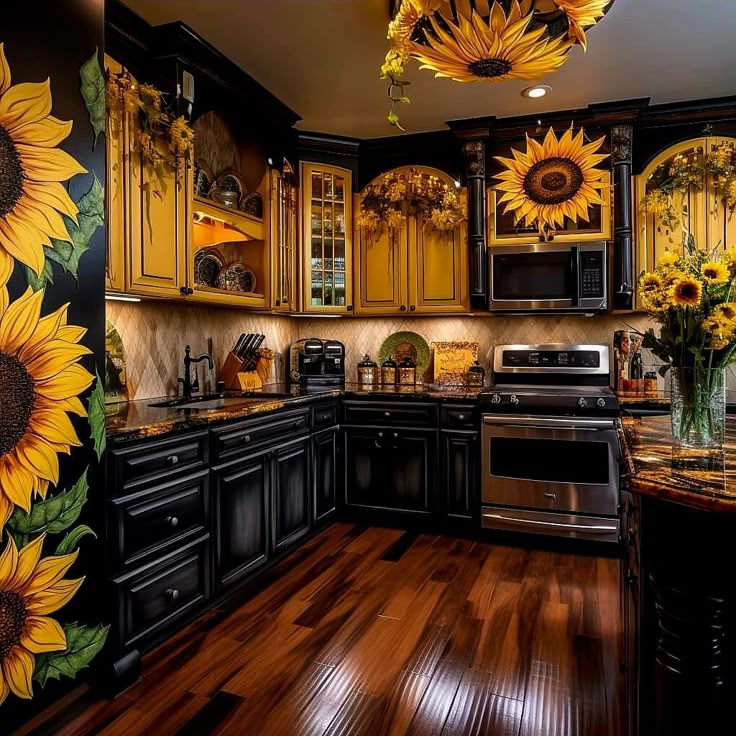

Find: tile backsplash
<box><xmin>108</xmin><ymin>300</ymin><xmax>658</xmax><ymax>400</ymax></box>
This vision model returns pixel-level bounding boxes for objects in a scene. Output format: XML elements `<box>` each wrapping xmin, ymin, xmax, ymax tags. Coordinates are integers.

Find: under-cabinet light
<box><xmin>105</xmin><ymin>293</ymin><xmax>141</xmax><ymax>303</ymax></box>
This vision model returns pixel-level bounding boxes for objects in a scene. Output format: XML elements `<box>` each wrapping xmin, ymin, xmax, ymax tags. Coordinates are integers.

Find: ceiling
<box><xmin>123</xmin><ymin>0</ymin><xmax>736</xmax><ymax>139</ymax></box>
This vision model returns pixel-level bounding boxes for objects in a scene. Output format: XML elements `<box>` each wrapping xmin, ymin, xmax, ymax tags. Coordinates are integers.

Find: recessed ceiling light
<box><xmin>521</xmin><ymin>85</ymin><xmax>551</xmax><ymax>99</ymax></box>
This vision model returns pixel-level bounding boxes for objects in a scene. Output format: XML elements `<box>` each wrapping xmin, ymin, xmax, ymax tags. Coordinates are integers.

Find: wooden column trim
<box><xmin>611</xmin><ymin>124</ymin><xmax>635</xmax><ymax>310</ymax></box>
<box><xmin>462</xmin><ymin>139</ymin><xmax>488</xmax><ymax>309</ymax></box>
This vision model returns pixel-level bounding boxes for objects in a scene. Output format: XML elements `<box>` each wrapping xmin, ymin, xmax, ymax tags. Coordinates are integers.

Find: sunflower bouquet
<box><xmin>638</xmin><ymin>236</ymin><xmax>736</xmax><ymax>448</ymax></box>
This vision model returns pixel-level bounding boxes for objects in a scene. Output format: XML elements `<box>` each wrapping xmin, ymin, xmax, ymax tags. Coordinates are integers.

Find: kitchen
<box><xmin>3</xmin><ymin>2</ymin><xmax>736</xmax><ymax>735</ymax></box>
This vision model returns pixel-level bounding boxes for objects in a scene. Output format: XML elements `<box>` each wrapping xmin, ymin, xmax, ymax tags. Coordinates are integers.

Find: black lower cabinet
<box><xmin>441</xmin><ymin>429</ymin><xmax>479</xmax><ymax>524</ymax></box>
<box><xmin>343</xmin><ymin>427</ymin><xmax>437</xmax><ymax>517</ymax></box>
<box><xmin>272</xmin><ymin>437</ymin><xmax>311</xmax><ymax>552</ymax></box>
<box><xmin>313</xmin><ymin>426</ymin><xmax>339</xmax><ymax>524</ymax></box>
<box><xmin>213</xmin><ymin>451</ymin><xmax>271</xmax><ymax>591</ymax></box>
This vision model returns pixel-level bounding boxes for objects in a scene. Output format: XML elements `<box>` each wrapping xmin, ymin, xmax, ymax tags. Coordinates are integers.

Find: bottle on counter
<box><xmin>630</xmin><ymin>351</ymin><xmax>644</xmax><ymax>395</ymax></box>
<box><xmin>466</xmin><ymin>360</ymin><xmax>486</xmax><ymax>388</ymax></box>
<box><xmin>381</xmin><ymin>355</ymin><xmax>398</xmax><ymax>386</ymax></box>
<box><xmin>357</xmin><ymin>353</ymin><xmax>378</xmax><ymax>387</ymax></box>
<box><xmin>398</xmin><ymin>356</ymin><xmax>417</xmax><ymax>386</ymax></box>
<box><xmin>644</xmin><ymin>371</ymin><xmax>658</xmax><ymax>397</ymax></box>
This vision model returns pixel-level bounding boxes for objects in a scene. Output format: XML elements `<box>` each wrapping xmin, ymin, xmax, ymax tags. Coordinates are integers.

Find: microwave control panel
<box><xmin>580</xmin><ymin>252</ymin><xmax>604</xmax><ymax>298</ymax></box>
<box><xmin>502</xmin><ymin>350</ymin><xmax>601</xmax><ymax>368</ymax></box>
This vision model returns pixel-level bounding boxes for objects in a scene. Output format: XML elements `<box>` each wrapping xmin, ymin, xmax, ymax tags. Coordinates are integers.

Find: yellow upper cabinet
<box><xmin>487</xmin><ymin>171</ymin><xmax>612</xmax><ymax>246</ymax></box>
<box><xmin>300</xmin><ymin>162</ymin><xmax>353</xmax><ymax>313</ymax></box>
<box><xmin>355</xmin><ymin>166</ymin><xmax>468</xmax><ymax>315</ymax></box>
<box><xmin>635</xmin><ymin>136</ymin><xmax>736</xmax><ymax>279</ymax></box>
<box><xmin>270</xmin><ymin>163</ymin><xmax>297</xmax><ymax>312</ymax></box>
<box><xmin>104</xmin><ymin>55</ymin><xmax>127</xmax><ymax>293</ymax></box>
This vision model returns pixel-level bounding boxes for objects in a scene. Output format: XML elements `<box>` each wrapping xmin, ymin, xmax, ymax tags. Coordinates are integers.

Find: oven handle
<box><xmin>483</xmin><ymin>415</ymin><xmax>616</xmax><ymax>431</ymax></box>
<box><xmin>483</xmin><ymin>511</ymin><xmax>619</xmax><ymax>535</ymax></box>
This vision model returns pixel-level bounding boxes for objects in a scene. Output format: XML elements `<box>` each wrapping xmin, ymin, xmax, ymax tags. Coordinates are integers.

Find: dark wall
<box><xmin>2</xmin><ymin>2</ymin><xmax>107</xmax><ymax>729</ymax></box>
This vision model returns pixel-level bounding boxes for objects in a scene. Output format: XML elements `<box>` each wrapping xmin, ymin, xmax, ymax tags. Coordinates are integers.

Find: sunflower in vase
<box><xmin>638</xmin><ymin>236</ymin><xmax>736</xmax><ymax>448</ymax></box>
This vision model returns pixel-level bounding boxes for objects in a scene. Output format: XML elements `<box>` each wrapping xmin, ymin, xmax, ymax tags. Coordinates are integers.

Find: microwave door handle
<box><xmin>570</xmin><ymin>246</ymin><xmax>580</xmax><ymax>307</ymax></box>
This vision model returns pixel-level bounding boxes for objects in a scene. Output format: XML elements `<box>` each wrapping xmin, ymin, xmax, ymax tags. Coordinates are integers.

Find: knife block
<box><xmin>219</xmin><ymin>351</ymin><xmax>274</xmax><ymax>390</ymax></box>
<box><xmin>219</xmin><ymin>351</ymin><xmax>246</xmax><ymax>390</ymax></box>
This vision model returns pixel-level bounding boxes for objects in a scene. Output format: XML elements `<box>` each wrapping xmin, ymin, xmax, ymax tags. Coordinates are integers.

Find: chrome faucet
<box><xmin>178</xmin><ymin>345</ymin><xmax>214</xmax><ymax>399</ymax></box>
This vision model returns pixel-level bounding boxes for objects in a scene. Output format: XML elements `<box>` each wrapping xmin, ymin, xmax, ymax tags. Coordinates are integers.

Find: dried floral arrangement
<box><xmin>641</xmin><ymin>140</ymin><xmax>736</xmax><ymax>231</ymax></box>
<box><xmin>356</xmin><ymin>168</ymin><xmax>465</xmax><ymax>241</ymax></box>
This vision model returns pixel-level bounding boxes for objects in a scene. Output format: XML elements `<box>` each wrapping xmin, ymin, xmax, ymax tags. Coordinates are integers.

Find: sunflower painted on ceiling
<box><xmin>493</xmin><ymin>126</ymin><xmax>609</xmax><ymax>235</ymax></box>
<box><xmin>0</xmin><ymin>43</ymin><xmax>86</xmax><ymax>286</ymax></box>
<box><xmin>382</xmin><ymin>0</ymin><xmax>615</xmax><ymax>129</ymax></box>
<box><xmin>0</xmin><ymin>285</ymin><xmax>93</xmax><ymax>528</ymax></box>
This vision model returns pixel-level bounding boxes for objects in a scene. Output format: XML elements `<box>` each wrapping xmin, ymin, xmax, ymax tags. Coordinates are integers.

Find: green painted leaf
<box><xmin>25</xmin><ymin>260</ymin><xmax>54</xmax><ymax>291</ymax></box>
<box><xmin>47</xmin><ymin>174</ymin><xmax>104</xmax><ymax>282</ymax></box>
<box><xmin>79</xmin><ymin>49</ymin><xmax>105</xmax><ymax>145</ymax></box>
<box><xmin>55</xmin><ymin>525</ymin><xmax>97</xmax><ymax>556</ymax></box>
<box><xmin>34</xmin><ymin>623</ymin><xmax>110</xmax><ymax>687</ymax></box>
<box><xmin>88</xmin><ymin>372</ymin><xmax>106</xmax><ymax>461</ymax></box>
<box><xmin>7</xmin><ymin>470</ymin><xmax>89</xmax><ymax>537</ymax></box>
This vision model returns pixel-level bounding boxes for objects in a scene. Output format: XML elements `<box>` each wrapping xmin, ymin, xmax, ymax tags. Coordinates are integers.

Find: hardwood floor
<box><xmin>27</xmin><ymin>524</ymin><xmax>624</xmax><ymax>736</ymax></box>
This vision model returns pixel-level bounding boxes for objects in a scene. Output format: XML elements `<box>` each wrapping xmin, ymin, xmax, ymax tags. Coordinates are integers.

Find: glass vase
<box><xmin>670</xmin><ymin>367</ymin><xmax>726</xmax><ymax>450</ymax></box>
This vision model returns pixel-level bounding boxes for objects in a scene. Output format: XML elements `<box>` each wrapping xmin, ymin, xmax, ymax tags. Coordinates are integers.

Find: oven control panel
<box><xmin>502</xmin><ymin>350</ymin><xmax>601</xmax><ymax>369</ymax></box>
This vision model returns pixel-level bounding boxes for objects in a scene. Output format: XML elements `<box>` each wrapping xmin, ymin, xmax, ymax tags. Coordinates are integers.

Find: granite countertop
<box><xmin>620</xmin><ymin>415</ymin><xmax>736</xmax><ymax>512</ymax></box>
<box><xmin>106</xmin><ymin>383</ymin><xmax>483</xmax><ymax>444</ymax></box>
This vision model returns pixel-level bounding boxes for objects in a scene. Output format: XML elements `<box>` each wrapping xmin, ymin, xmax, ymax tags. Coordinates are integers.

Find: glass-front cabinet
<box><xmin>271</xmin><ymin>163</ymin><xmax>297</xmax><ymax>312</ymax></box>
<box><xmin>300</xmin><ymin>162</ymin><xmax>353</xmax><ymax>313</ymax></box>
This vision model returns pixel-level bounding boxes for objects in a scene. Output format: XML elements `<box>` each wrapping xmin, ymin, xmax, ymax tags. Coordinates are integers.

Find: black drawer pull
<box><xmin>166</xmin><ymin>455</ymin><xmax>179</xmax><ymax>466</ymax></box>
<box><xmin>378</xmin><ymin>432</ymin><xmax>384</xmax><ymax>438</ymax></box>
<box><xmin>294</xmin><ymin>419</ymin><xmax>305</xmax><ymax>428</ymax></box>
<box><xmin>166</xmin><ymin>588</ymin><xmax>180</xmax><ymax>602</ymax></box>
<box><xmin>241</xmin><ymin>434</ymin><xmax>251</xmax><ymax>444</ymax></box>
<box><xmin>457</xmin><ymin>414</ymin><xmax>465</xmax><ymax>421</ymax></box>
<box><xmin>384</xmin><ymin>411</ymin><xmax>391</xmax><ymax>418</ymax></box>
<box><xmin>392</xmin><ymin>432</ymin><xmax>398</xmax><ymax>439</ymax></box>
<box><xmin>166</xmin><ymin>516</ymin><xmax>179</xmax><ymax>529</ymax></box>
<box><xmin>543</xmin><ymin>492</ymin><xmax>557</xmax><ymax>500</ymax></box>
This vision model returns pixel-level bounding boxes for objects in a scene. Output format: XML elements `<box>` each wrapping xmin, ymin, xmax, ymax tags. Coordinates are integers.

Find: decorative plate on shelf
<box><xmin>217</xmin><ymin>262</ymin><xmax>257</xmax><ymax>293</ymax></box>
<box><xmin>379</xmin><ymin>331</ymin><xmax>431</xmax><ymax>382</ymax></box>
<box><xmin>193</xmin><ymin>247</ymin><xmax>225</xmax><ymax>288</ymax></box>
<box><xmin>241</xmin><ymin>191</ymin><xmax>263</xmax><ymax>218</ymax></box>
<box><xmin>209</xmin><ymin>168</ymin><xmax>245</xmax><ymax>209</ymax></box>
<box><xmin>432</xmin><ymin>341</ymin><xmax>479</xmax><ymax>385</ymax></box>
<box><xmin>193</xmin><ymin>159</ymin><xmax>214</xmax><ymax>198</ymax></box>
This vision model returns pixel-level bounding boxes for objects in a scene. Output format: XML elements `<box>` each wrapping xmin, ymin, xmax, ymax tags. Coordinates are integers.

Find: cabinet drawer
<box><xmin>110</xmin><ymin>469</ymin><xmax>209</xmax><ymax>568</ymax></box>
<box><xmin>212</xmin><ymin>409</ymin><xmax>309</xmax><ymax>463</ymax></box>
<box><xmin>312</xmin><ymin>402</ymin><xmax>338</xmax><ymax>430</ymax></box>
<box><xmin>343</xmin><ymin>401</ymin><xmax>438</xmax><ymax>427</ymax></box>
<box><xmin>441</xmin><ymin>404</ymin><xmax>478</xmax><ymax>429</ymax></box>
<box><xmin>114</xmin><ymin>537</ymin><xmax>210</xmax><ymax>650</ymax></box>
<box><xmin>110</xmin><ymin>431</ymin><xmax>208</xmax><ymax>492</ymax></box>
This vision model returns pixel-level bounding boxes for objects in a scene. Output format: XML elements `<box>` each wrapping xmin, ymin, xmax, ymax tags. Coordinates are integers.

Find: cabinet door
<box><xmin>301</xmin><ymin>162</ymin><xmax>353</xmax><ymax>313</ymax></box>
<box><xmin>355</xmin><ymin>217</ymin><xmax>408</xmax><ymax>315</ymax></box>
<box><xmin>271</xmin><ymin>168</ymin><xmax>297</xmax><ymax>311</ymax></box>
<box><xmin>128</xmin><ymin>140</ymin><xmax>190</xmax><ymax>297</ymax></box>
<box><xmin>441</xmin><ymin>430</ymin><xmax>479</xmax><ymax>522</ymax></box>
<box><xmin>213</xmin><ymin>452</ymin><xmax>270</xmax><ymax>591</ymax></box>
<box><xmin>272</xmin><ymin>437</ymin><xmax>311</xmax><ymax>552</ymax></box>
<box><xmin>104</xmin><ymin>55</ymin><xmax>127</xmax><ymax>293</ymax></box>
<box><xmin>343</xmin><ymin>427</ymin><xmax>436</xmax><ymax>516</ymax></box>
<box><xmin>409</xmin><ymin>216</ymin><xmax>467</xmax><ymax>313</ymax></box>
<box><xmin>313</xmin><ymin>427</ymin><xmax>338</xmax><ymax>524</ymax></box>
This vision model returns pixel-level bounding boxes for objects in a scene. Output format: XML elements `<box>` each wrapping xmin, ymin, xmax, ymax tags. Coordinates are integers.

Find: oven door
<box><xmin>482</xmin><ymin>415</ymin><xmax>620</xmax><ymax>517</ymax></box>
<box><xmin>490</xmin><ymin>245</ymin><xmax>577</xmax><ymax>311</ymax></box>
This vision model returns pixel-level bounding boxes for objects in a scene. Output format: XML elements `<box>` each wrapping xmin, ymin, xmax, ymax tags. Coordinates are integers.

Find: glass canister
<box><xmin>357</xmin><ymin>353</ymin><xmax>378</xmax><ymax>387</ymax></box>
<box><xmin>466</xmin><ymin>360</ymin><xmax>486</xmax><ymax>388</ymax></box>
<box><xmin>381</xmin><ymin>355</ymin><xmax>398</xmax><ymax>386</ymax></box>
<box><xmin>398</xmin><ymin>356</ymin><xmax>417</xmax><ymax>386</ymax></box>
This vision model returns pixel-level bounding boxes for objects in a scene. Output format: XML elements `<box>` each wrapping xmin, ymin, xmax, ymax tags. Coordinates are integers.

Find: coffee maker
<box><xmin>290</xmin><ymin>338</ymin><xmax>345</xmax><ymax>389</ymax></box>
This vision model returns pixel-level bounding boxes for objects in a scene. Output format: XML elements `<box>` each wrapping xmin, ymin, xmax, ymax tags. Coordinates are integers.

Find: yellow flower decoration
<box><xmin>657</xmin><ymin>250</ymin><xmax>680</xmax><ymax>270</ymax></box>
<box><xmin>0</xmin><ymin>286</ymin><xmax>93</xmax><ymax>527</ymax></box>
<box><xmin>494</xmin><ymin>126</ymin><xmax>609</xmax><ymax>234</ymax></box>
<box><xmin>412</xmin><ymin>2</ymin><xmax>572</xmax><ymax>84</ymax></box>
<box><xmin>701</xmin><ymin>261</ymin><xmax>730</xmax><ymax>285</ymax></box>
<box><xmin>554</xmin><ymin>0</ymin><xmax>611</xmax><ymax>50</ymax></box>
<box><xmin>0</xmin><ymin>43</ymin><xmax>86</xmax><ymax>283</ymax></box>
<box><xmin>716</xmin><ymin>302</ymin><xmax>736</xmax><ymax>320</ymax></box>
<box><xmin>669</xmin><ymin>277</ymin><xmax>702</xmax><ymax>308</ymax></box>
<box><xmin>168</xmin><ymin>116</ymin><xmax>194</xmax><ymax>160</ymax></box>
<box><xmin>639</xmin><ymin>272</ymin><xmax>662</xmax><ymax>292</ymax></box>
<box><xmin>0</xmin><ymin>533</ymin><xmax>83</xmax><ymax>705</ymax></box>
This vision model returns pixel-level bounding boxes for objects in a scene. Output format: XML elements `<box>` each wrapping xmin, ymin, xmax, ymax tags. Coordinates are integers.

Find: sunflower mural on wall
<box><xmin>493</xmin><ymin>126</ymin><xmax>609</xmax><ymax>236</ymax></box>
<box><xmin>0</xmin><ymin>35</ymin><xmax>108</xmax><ymax>714</ymax></box>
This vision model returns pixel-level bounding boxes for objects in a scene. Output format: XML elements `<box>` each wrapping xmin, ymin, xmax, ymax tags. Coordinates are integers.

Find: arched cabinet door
<box><xmin>635</xmin><ymin>136</ymin><xmax>736</xmax><ymax>289</ymax></box>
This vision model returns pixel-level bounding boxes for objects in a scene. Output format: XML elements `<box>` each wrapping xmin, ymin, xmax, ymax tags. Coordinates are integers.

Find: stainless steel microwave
<box><xmin>488</xmin><ymin>241</ymin><xmax>608</xmax><ymax>313</ymax></box>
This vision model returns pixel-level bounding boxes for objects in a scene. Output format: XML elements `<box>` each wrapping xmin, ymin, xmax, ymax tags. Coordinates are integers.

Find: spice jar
<box><xmin>466</xmin><ymin>360</ymin><xmax>486</xmax><ymax>388</ymax></box>
<box><xmin>398</xmin><ymin>356</ymin><xmax>417</xmax><ymax>386</ymax></box>
<box><xmin>381</xmin><ymin>355</ymin><xmax>397</xmax><ymax>386</ymax></box>
<box><xmin>357</xmin><ymin>353</ymin><xmax>378</xmax><ymax>387</ymax></box>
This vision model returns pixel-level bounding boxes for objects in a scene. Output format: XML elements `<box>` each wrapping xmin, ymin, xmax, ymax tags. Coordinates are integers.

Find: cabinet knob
<box><xmin>166</xmin><ymin>455</ymin><xmax>179</xmax><ymax>466</ymax></box>
<box><xmin>400</xmin><ymin>305</ymin><xmax>407</xmax><ymax>311</ymax></box>
<box><xmin>347</xmin><ymin>305</ymin><xmax>353</xmax><ymax>312</ymax></box>
<box><xmin>166</xmin><ymin>516</ymin><xmax>179</xmax><ymax>529</ymax></box>
<box><xmin>275</xmin><ymin>299</ymin><xmax>281</xmax><ymax>307</ymax></box>
<box><xmin>458</xmin><ymin>414</ymin><xmax>465</xmax><ymax>421</ymax></box>
<box><xmin>242</xmin><ymin>434</ymin><xmax>251</xmax><ymax>444</ymax></box>
<box><xmin>378</xmin><ymin>432</ymin><xmax>384</xmax><ymax>438</ymax></box>
<box><xmin>166</xmin><ymin>588</ymin><xmax>180</xmax><ymax>602</ymax></box>
<box><xmin>409</xmin><ymin>305</ymin><xmax>416</xmax><ymax>312</ymax></box>
<box><xmin>294</xmin><ymin>419</ymin><xmax>305</xmax><ymax>428</ymax></box>
<box><xmin>384</xmin><ymin>411</ymin><xmax>391</xmax><ymax>418</ymax></box>
<box><xmin>392</xmin><ymin>432</ymin><xmax>398</xmax><ymax>439</ymax></box>
<box><xmin>543</xmin><ymin>492</ymin><xmax>557</xmax><ymax>500</ymax></box>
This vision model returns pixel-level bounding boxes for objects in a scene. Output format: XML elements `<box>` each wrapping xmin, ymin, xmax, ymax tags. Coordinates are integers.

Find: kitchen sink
<box><xmin>148</xmin><ymin>391</ymin><xmax>293</xmax><ymax>410</ymax></box>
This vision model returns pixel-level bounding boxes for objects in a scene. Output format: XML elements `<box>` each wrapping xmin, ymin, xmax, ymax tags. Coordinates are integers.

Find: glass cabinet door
<box><xmin>301</xmin><ymin>162</ymin><xmax>353</xmax><ymax>313</ymax></box>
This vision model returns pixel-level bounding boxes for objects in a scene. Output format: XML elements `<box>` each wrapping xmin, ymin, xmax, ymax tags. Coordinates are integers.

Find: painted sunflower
<box><xmin>0</xmin><ymin>533</ymin><xmax>83</xmax><ymax>705</ymax></box>
<box><xmin>701</xmin><ymin>261</ymin><xmax>729</xmax><ymax>285</ymax></box>
<box><xmin>0</xmin><ymin>42</ymin><xmax>86</xmax><ymax>284</ymax></box>
<box><xmin>0</xmin><ymin>286</ymin><xmax>93</xmax><ymax>527</ymax></box>
<box><xmin>554</xmin><ymin>0</ymin><xmax>611</xmax><ymax>49</ymax></box>
<box><xmin>494</xmin><ymin>126</ymin><xmax>609</xmax><ymax>234</ymax></box>
<box><xmin>669</xmin><ymin>277</ymin><xmax>702</xmax><ymax>308</ymax></box>
<box><xmin>412</xmin><ymin>1</ymin><xmax>572</xmax><ymax>84</ymax></box>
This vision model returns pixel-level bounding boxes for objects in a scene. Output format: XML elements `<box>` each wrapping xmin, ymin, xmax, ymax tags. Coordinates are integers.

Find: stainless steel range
<box><xmin>479</xmin><ymin>344</ymin><xmax>620</xmax><ymax>543</ymax></box>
